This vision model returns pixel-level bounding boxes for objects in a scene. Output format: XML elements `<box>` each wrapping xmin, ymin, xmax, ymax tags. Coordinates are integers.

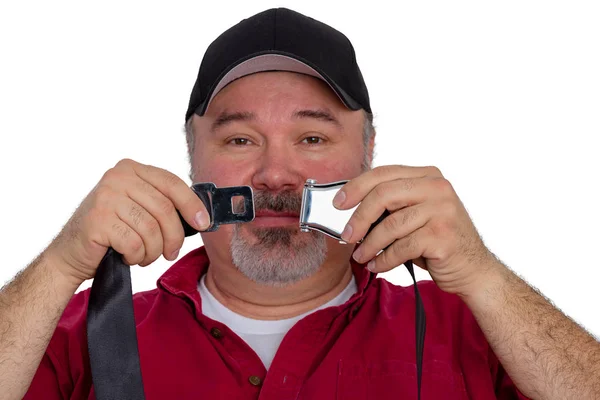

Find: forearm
<box><xmin>459</xmin><ymin>260</ymin><xmax>600</xmax><ymax>400</ymax></box>
<box><xmin>0</xmin><ymin>250</ymin><xmax>81</xmax><ymax>399</ymax></box>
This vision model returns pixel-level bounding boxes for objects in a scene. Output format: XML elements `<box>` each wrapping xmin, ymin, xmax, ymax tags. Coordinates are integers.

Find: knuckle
<box><xmin>405</xmin><ymin>234</ymin><xmax>418</xmax><ymax>251</ymax></box>
<box><xmin>396</xmin><ymin>235</ymin><xmax>417</xmax><ymax>257</ymax></box>
<box><xmin>112</xmin><ymin>222</ymin><xmax>131</xmax><ymax>241</ymax></box>
<box><xmin>426</xmin><ymin>166</ymin><xmax>443</xmax><ymax>176</ymax></box>
<box><xmin>128</xmin><ymin>203</ymin><xmax>144</xmax><ymax>227</ymax></box>
<box><xmin>100</xmin><ymin>167</ymin><xmax>128</xmax><ymax>186</ymax></box>
<box><xmin>394</xmin><ymin>236</ymin><xmax>406</xmax><ymax>252</ymax></box>
<box><xmin>373</xmin><ymin>183</ymin><xmax>388</xmax><ymax>199</ymax></box>
<box><xmin>144</xmin><ymin>217</ymin><xmax>161</xmax><ymax>235</ymax></box>
<box><xmin>373</xmin><ymin>165</ymin><xmax>395</xmax><ymax>178</ymax></box>
<box><xmin>399</xmin><ymin>178</ymin><xmax>414</xmax><ymax>192</ymax></box>
<box><xmin>162</xmin><ymin>171</ymin><xmax>181</xmax><ymax>188</ymax></box>
<box><xmin>348</xmin><ymin>206</ymin><xmax>366</xmax><ymax>233</ymax></box>
<box><xmin>115</xmin><ymin>158</ymin><xmax>135</xmax><ymax>169</ymax></box>
<box><xmin>381</xmin><ymin>244</ymin><xmax>397</xmax><ymax>266</ymax></box>
<box><xmin>100</xmin><ymin>168</ymin><xmax>116</xmax><ymax>182</ymax></box>
<box><xmin>127</xmin><ymin>235</ymin><xmax>144</xmax><ymax>264</ymax></box>
<box><xmin>93</xmin><ymin>184</ymin><xmax>115</xmax><ymax>206</ymax></box>
<box><xmin>351</xmin><ymin>206</ymin><xmax>367</xmax><ymax>224</ymax></box>
<box><xmin>128</xmin><ymin>235</ymin><xmax>144</xmax><ymax>254</ymax></box>
<box><xmin>401</xmin><ymin>207</ymin><xmax>418</xmax><ymax>225</ymax></box>
<box><xmin>433</xmin><ymin>177</ymin><xmax>453</xmax><ymax>193</ymax></box>
<box><xmin>383</xmin><ymin>213</ymin><xmax>400</xmax><ymax>232</ymax></box>
<box><xmin>158</xmin><ymin>198</ymin><xmax>177</xmax><ymax>218</ymax></box>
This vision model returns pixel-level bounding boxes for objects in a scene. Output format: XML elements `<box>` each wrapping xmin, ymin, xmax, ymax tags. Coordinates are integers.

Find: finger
<box><xmin>115</xmin><ymin>197</ymin><xmax>164</xmax><ymax>267</ymax></box>
<box><xmin>107</xmin><ymin>218</ymin><xmax>146</xmax><ymax>267</ymax></box>
<box><xmin>115</xmin><ymin>159</ymin><xmax>210</xmax><ymax>231</ymax></box>
<box><xmin>366</xmin><ymin>226</ymin><xmax>432</xmax><ymax>273</ymax></box>
<box><xmin>351</xmin><ymin>203</ymin><xmax>431</xmax><ymax>264</ymax></box>
<box><xmin>341</xmin><ymin>178</ymin><xmax>433</xmax><ymax>243</ymax></box>
<box><xmin>333</xmin><ymin>165</ymin><xmax>443</xmax><ymax>210</ymax></box>
<box><xmin>125</xmin><ymin>177</ymin><xmax>185</xmax><ymax>261</ymax></box>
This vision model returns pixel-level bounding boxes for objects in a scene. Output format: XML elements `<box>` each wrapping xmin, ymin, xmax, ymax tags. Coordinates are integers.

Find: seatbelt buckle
<box><xmin>180</xmin><ymin>183</ymin><xmax>255</xmax><ymax>236</ymax></box>
<box><xmin>299</xmin><ymin>179</ymin><xmax>357</xmax><ymax>243</ymax></box>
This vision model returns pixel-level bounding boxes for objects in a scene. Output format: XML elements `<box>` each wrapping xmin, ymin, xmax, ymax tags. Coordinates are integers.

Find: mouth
<box><xmin>252</xmin><ymin>210</ymin><xmax>300</xmax><ymax>228</ymax></box>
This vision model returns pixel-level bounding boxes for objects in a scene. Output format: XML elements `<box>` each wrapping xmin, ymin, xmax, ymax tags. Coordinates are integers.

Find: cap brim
<box><xmin>193</xmin><ymin>53</ymin><xmax>362</xmax><ymax>117</ymax></box>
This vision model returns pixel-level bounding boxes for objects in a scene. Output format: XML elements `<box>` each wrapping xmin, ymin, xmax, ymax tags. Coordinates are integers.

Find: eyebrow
<box><xmin>292</xmin><ymin>109</ymin><xmax>341</xmax><ymax>128</ymax></box>
<box><xmin>211</xmin><ymin>111</ymin><xmax>256</xmax><ymax>132</ymax></box>
<box><xmin>210</xmin><ymin>108</ymin><xmax>342</xmax><ymax>132</ymax></box>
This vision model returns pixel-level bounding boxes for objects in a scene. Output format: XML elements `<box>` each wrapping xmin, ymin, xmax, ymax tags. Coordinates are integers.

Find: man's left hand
<box><xmin>333</xmin><ymin>165</ymin><xmax>501</xmax><ymax>296</ymax></box>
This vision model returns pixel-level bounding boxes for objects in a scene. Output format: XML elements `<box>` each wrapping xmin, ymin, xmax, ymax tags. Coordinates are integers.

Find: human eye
<box><xmin>227</xmin><ymin>137</ymin><xmax>253</xmax><ymax>146</ymax></box>
<box><xmin>301</xmin><ymin>136</ymin><xmax>326</xmax><ymax>145</ymax></box>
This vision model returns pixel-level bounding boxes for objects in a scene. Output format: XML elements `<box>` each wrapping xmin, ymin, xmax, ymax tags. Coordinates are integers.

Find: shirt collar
<box><xmin>157</xmin><ymin>246</ymin><xmax>376</xmax><ymax>315</ymax></box>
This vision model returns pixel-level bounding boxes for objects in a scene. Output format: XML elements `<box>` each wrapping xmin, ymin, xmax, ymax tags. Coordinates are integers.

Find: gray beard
<box><xmin>229</xmin><ymin>190</ymin><xmax>327</xmax><ymax>287</ymax></box>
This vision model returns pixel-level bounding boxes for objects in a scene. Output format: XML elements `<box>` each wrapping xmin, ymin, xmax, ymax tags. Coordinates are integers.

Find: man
<box><xmin>1</xmin><ymin>7</ymin><xmax>599</xmax><ymax>400</ymax></box>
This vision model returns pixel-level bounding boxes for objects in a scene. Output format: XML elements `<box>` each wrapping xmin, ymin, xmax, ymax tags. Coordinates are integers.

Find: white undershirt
<box><xmin>198</xmin><ymin>273</ymin><xmax>357</xmax><ymax>370</ymax></box>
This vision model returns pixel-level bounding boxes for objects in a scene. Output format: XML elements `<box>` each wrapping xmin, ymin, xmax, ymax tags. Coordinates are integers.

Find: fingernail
<box><xmin>195</xmin><ymin>211</ymin><xmax>209</xmax><ymax>230</ymax></box>
<box><xmin>352</xmin><ymin>247</ymin><xmax>362</xmax><ymax>262</ymax></box>
<box><xmin>333</xmin><ymin>190</ymin><xmax>346</xmax><ymax>208</ymax></box>
<box><xmin>169</xmin><ymin>249</ymin><xmax>180</xmax><ymax>260</ymax></box>
<box><xmin>341</xmin><ymin>224</ymin><xmax>353</xmax><ymax>242</ymax></box>
<box><xmin>367</xmin><ymin>261</ymin><xmax>376</xmax><ymax>272</ymax></box>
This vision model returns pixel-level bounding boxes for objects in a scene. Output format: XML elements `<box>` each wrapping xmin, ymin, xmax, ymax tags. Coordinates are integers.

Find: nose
<box><xmin>251</xmin><ymin>143</ymin><xmax>304</xmax><ymax>192</ymax></box>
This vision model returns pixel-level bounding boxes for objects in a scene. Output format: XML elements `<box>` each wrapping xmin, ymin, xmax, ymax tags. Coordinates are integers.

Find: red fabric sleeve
<box><xmin>24</xmin><ymin>351</ymin><xmax>68</xmax><ymax>400</ymax></box>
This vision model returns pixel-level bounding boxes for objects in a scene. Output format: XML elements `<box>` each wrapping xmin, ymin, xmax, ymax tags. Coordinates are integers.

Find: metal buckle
<box><xmin>181</xmin><ymin>183</ymin><xmax>255</xmax><ymax>236</ymax></box>
<box><xmin>299</xmin><ymin>179</ymin><xmax>358</xmax><ymax>243</ymax></box>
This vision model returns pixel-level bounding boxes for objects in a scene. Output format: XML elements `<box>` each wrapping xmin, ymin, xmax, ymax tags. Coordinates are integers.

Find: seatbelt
<box><xmin>365</xmin><ymin>210</ymin><xmax>426</xmax><ymax>400</ymax></box>
<box><xmin>87</xmin><ymin>183</ymin><xmax>253</xmax><ymax>400</ymax></box>
<box><xmin>86</xmin><ymin>183</ymin><xmax>426</xmax><ymax>400</ymax></box>
<box><xmin>87</xmin><ymin>248</ymin><xmax>146</xmax><ymax>400</ymax></box>
<box><xmin>405</xmin><ymin>259</ymin><xmax>426</xmax><ymax>400</ymax></box>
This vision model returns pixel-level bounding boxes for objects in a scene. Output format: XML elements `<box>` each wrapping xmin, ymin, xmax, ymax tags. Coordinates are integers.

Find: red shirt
<box><xmin>25</xmin><ymin>247</ymin><xmax>529</xmax><ymax>399</ymax></box>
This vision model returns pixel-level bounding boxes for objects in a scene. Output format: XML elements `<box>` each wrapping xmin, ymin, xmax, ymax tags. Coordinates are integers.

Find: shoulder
<box><xmin>375</xmin><ymin>276</ymin><xmax>465</xmax><ymax>313</ymax></box>
<box><xmin>373</xmin><ymin>277</ymin><xmax>487</xmax><ymax>345</ymax></box>
<box><xmin>48</xmin><ymin>286</ymin><xmax>161</xmax><ymax>358</ymax></box>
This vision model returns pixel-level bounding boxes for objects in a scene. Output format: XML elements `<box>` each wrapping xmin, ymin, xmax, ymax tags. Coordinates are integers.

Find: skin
<box><xmin>0</xmin><ymin>71</ymin><xmax>598</xmax><ymax>399</ymax></box>
<box><xmin>191</xmin><ymin>72</ymin><xmax>371</xmax><ymax>319</ymax></box>
<box><xmin>0</xmin><ymin>160</ymin><xmax>210</xmax><ymax>399</ymax></box>
<box><xmin>330</xmin><ymin>135</ymin><xmax>600</xmax><ymax>399</ymax></box>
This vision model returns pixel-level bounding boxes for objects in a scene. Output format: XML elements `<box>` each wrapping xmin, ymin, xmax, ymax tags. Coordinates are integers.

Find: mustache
<box><xmin>233</xmin><ymin>190</ymin><xmax>302</xmax><ymax>214</ymax></box>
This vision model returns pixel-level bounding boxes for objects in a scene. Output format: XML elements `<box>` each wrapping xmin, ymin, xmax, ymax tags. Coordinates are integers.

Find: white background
<box><xmin>1</xmin><ymin>1</ymin><xmax>599</xmax><ymax>336</ymax></box>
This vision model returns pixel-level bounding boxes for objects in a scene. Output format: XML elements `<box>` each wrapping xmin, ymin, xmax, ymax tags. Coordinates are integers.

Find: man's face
<box><xmin>191</xmin><ymin>71</ymin><xmax>371</xmax><ymax>286</ymax></box>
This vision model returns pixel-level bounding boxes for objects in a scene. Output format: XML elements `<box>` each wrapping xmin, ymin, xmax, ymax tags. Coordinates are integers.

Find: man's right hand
<box><xmin>45</xmin><ymin>158</ymin><xmax>209</xmax><ymax>284</ymax></box>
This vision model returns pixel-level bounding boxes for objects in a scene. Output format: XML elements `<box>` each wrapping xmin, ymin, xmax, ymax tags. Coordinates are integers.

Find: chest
<box><xmin>101</xmin><ymin>308</ymin><xmax>498</xmax><ymax>400</ymax></box>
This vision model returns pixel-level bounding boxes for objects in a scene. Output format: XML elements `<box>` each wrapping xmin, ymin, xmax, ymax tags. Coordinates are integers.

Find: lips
<box><xmin>253</xmin><ymin>210</ymin><xmax>299</xmax><ymax>227</ymax></box>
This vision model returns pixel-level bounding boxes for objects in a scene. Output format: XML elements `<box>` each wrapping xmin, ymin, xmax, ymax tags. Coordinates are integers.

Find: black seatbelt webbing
<box><xmin>405</xmin><ymin>260</ymin><xmax>426</xmax><ymax>400</ymax></box>
<box><xmin>87</xmin><ymin>248</ymin><xmax>146</xmax><ymax>400</ymax></box>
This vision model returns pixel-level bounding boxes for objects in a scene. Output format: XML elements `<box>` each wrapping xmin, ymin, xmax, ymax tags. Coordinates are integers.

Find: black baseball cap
<box><xmin>185</xmin><ymin>8</ymin><xmax>371</xmax><ymax>122</ymax></box>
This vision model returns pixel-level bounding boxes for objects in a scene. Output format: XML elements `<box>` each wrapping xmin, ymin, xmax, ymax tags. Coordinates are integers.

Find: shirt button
<box><xmin>210</xmin><ymin>327</ymin><xmax>223</xmax><ymax>339</ymax></box>
<box><xmin>248</xmin><ymin>375</ymin><xmax>262</xmax><ymax>386</ymax></box>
